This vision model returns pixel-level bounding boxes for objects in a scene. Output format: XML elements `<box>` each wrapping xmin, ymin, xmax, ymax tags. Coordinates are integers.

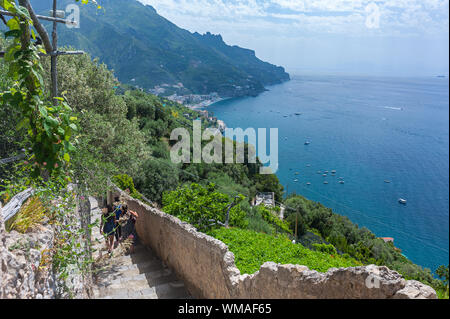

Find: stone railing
<box><xmin>110</xmin><ymin>187</ymin><xmax>437</xmax><ymax>299</ymax></box>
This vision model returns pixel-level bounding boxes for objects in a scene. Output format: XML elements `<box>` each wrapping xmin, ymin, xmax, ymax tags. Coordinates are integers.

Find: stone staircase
<box><xmin>89</xmin><ymin>197</ymin><xmax>192</xmax><ymax>299</ymax></box>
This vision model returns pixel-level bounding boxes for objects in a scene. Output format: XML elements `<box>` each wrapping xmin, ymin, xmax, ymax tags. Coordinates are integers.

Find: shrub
<box><xmin>133</xmin><ymin>159</ymin><xmax>179</xmax><ymax>204</ymax></box>
<box><xmin>209</xmin><ymin>228</ymin><xmax>360</xmax><ymax>274</ymax></box>
<box><xmin>245</xmin><ymin>205</ymin><xmax>275</xmax><ymax>235</ymax></box>
<box><xmin>256</xmin><ymin>205</ymin><xmax>291</xmax><ymax>234</ymax></box>
<box><xmin>312</xmin><ymin>243</ymin><xmax>337</xmax><ymax>255</ymax></box>
<box><xmin>7</xmin><ymin>196</ymin><xmax>47</xmax><ymax>233</ymax></box>
<box><xmin>162</xmin><ymin>183</ymin><xmax>247</xmax><ymax>231</ymax></box>
<box><xmin>112</xmin><ymin>174</ymin><xmax>142</xmax><ymax>200</ymax></box>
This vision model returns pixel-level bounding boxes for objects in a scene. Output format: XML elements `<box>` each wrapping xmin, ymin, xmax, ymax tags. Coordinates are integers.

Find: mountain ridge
<box><xmin>31</xmin><ymin>0</ymin><xmax>290</xmax><ymax>98</ymax></box>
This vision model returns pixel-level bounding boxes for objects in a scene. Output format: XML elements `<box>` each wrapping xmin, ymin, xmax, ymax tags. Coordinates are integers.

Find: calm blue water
<box><xmin>208</xmin><ymin>74</ymin><xmax>449</xmax><ymax>272</ymax></box>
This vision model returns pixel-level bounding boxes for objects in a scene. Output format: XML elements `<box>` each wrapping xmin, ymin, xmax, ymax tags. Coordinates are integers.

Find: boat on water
<box><xmin>339</xmin><ymin>181</ymin><xmax>345</xmax><ymax>184</ymax></box>
<box><xmin>304</xmin><ymin>141</ymin><xmax>311</xmax><ymax>145</ymax></box>
<box><xmin>322</xmin><ymin>174</ymin><xmax>327</xmax><ymax>177</ymax></box>
<box><xmin>338</xmin><ymin>177</ymin><xmax>344</xmax><ymax>180</ymax></box>
<box><xmin>306</xmin><ymin>182</ymin><xmax>311</xmax><ymax>185</ymax></box>
<box><xmin>398</xmin><ymin>198</ymin><xmax>407</xmax><ymax>205</ymax></box>
<box><xmin>295</xmin><ymin>112</ymin><xmax>302</xmax><ymax>115</ymax></box>
<box><xmin>384</xmin><ymin>180</ymin><xmax>391</xmax><ymax>183</ymax></box>
<box><xmin>317</xmin><ymin>171</ymin><xmax>322</xmax><ymax>174</ymax></box>
<box><xmin>324</xmin><ymin>170</ymin><xmax>329</xmax><ymax>174</ymax></box>
<box><xmin>331</xmin><ymin>170</ymin><xmax>336</xmax><ymax>174</ymax></box>
<box><xmin>306</xmin><ymin>164</ymin><xmax>311</xmax><ymax>167</ymax></box>
<box><xmin>323</xmin><ymin>181</ymin><xmax>329</xmax><ymax>184</ymax></box>
<box><xmin>294</xmin><ymin>179</ymin><xmax>299</xmax><ymax>182</ymax></box>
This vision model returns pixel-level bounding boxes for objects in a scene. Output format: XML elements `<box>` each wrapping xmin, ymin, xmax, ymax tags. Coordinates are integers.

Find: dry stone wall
<box><xmin>1</xmin><ymin>198</ymin><xmax>92</xmax><ymax>299</ymax></box>
<box><xmin>111</xmin><ymin>188</ymin><xmax>437</xmax><ymax>299</ymax></box>
<box><xmin>1</xmin><ymin>204</ymin><xmax>56</xmax><ymax>299</ymax></box>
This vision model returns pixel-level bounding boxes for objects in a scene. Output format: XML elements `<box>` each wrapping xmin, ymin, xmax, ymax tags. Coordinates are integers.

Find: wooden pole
<box><xmin>295</xmin><ymin>212</ymin><xmax>298</xmax><ymax>239</ymax></box>
<box><xmin>51</xmin><ymin>0</ymin><xmax>58</xmax><ymax>105</ymax></box>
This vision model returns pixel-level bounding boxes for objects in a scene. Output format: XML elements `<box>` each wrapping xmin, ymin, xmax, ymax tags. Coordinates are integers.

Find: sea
<box><xmin>207</xmin><ymin>74</ymin><xmax>449</xmax><ymax>273</ymax></box>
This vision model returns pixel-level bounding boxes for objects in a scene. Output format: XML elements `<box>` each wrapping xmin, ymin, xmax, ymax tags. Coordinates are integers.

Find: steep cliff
<box><xmin>31</xmin><ymin>0</ymin><xmax>290</xmax><ymax>97</ymax></box>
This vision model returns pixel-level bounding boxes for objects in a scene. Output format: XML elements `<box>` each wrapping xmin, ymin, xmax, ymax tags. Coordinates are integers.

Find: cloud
<box><xmin>138</xmin><ymin>0</ymin><xmax>448</xmax><ymax>37</ymax></box>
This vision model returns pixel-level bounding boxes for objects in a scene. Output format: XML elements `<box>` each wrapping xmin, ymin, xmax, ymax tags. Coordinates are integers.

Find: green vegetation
<box><xmin>436</xmin><ymin>265</ymin><xmax>449</xmax><ymax>299</ymax></box>
<box><xmin>255</xmin><ymin>205</ymin><xmax>291</xmax><ymax>233</ymax></box>
<box><xmin>1</xmin><ymin>0</ymin><xmax>78</xmax><ymax>180</ymax></box>
<box><xmin>163</xmin><ymin>183</ymin><xmax>247</xmax><ymax>232</ymax></box>
<box><xmin>7</xmin><ymin>196</ymin><xmax>47</xmax><ymax>233</ymax></box>
<box><xmin>209</xmin><ymin>227</ymin><xmax>360</xmax><ymax>274</ymax></box>
<box><xmin>112</xmin><ymin>174</ymin><xmax>142</xmax><ymax>201</ymax></box>
<box><xmin>283</xmin><ymin>193</ymin><xmax>448</xmax><ymax>298</ymax></box>
<box><xmin>1</xmin><ymin>0</ymin><xmax>447</xmax><ymax>299</ymax></box>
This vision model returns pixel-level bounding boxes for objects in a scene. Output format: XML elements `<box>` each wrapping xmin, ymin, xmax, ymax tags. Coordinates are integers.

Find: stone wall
<box><xmin>112</xmin><ymin>188</ymin><xmax>437</xmax><ymax>299</ymax></box>
<box><xmin>1</xmin><ymin>203</ymin><xmax>56</xmax><ymax>299</ymax></box>
<box><xmin>1</xmin><ymin>196</ymin><xmax>92</xmax><ymax>299</ymax></box>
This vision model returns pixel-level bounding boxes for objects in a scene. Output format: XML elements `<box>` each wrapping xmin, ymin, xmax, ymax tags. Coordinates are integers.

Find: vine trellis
<box><xmin>0</xmin><ymin>0</ymin><xmax>89</xmax><ymax>178</ymax></box>
<box><xmin>0</xmin><ymin>0</ymin><xmax>85</xmax><ymax>102</ymax></box>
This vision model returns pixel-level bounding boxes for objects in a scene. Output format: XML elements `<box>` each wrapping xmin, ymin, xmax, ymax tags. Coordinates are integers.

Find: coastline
<box><xmin>204</xmin><ymin>75</ymin><xmax>449</xmax><ymax>273</ymax></box>
<box><xmin>188</xmin><ymin>96</ymin><xmax>233</xmax><ymax>110</ymax></box>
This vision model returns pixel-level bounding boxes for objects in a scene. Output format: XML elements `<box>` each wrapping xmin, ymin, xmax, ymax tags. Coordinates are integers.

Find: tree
<box><xmin>1</xmin><ymin>0</ymin><xmax>78</xmax><ymax>180</ymax></box>
<box><xmin>254</xmin><ymin>173</ymin><xmax>284</xmax><ymax>202</ymax></box>
<box><xmin>40</xmin><ymin>52</ymin><xmax>151</xmax><ymax>194</ymax></box>
<box><xmin>162</xmin><ymin>183</ymin><xmax>247</xmax><ymax>232</ymax></box>
<box><xmin>134</xmin><ymin>159</ymin><xmax>179</xmax><ymax>204</ymax></box>
<box><xmin>285</xmin><ymin>211</ymin><xmax>307</xmax><ymax>238</ymax></box>
<box><xmin>436</xmin><ymin>265</ymin><xmax>449</xmax><ymax>287</ymax></box>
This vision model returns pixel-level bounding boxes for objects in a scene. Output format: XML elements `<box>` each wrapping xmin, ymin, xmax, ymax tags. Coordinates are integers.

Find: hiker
<box><xmin>100</xmin><ymin>204</ymin><xmax>116</xmax><ymax>253</ymax></box>
<box><xmin>113</xmin><ymin>196</ymin><xmax>123</xmax><ymax>243</ymax></box>
<box><xmin>121</xmin><ymin>205</ymin><xmax>139</xmax><ymax>254</ymax></box>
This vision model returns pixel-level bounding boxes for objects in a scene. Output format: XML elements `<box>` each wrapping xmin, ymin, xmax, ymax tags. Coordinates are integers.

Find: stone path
<box><xmin>89</xmin><ymin>197</ymin><xmax>191</xmax><ymax>299</ymax></box>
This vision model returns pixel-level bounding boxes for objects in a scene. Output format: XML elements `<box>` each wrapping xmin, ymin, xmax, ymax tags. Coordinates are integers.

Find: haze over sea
<box><xmin>208</xmin><ymin>74</ymin><xmax>449</xmax><ymax>272</ymax></box>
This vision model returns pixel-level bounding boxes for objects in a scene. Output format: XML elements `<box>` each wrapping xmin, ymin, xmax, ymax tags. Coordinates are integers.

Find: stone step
<box><xmin>113</xmin><ymin>251</ymin><xmax>160</xmax><ymax>267</ymax></box>
<box><xmin>95</xmin><ymin>280</ymin><xmax>190</xmax><ymax>299</ymax></box>
<box><xmin>94</xmin><ymin>279</ymin><xmax>151</xmax><ymax>298</ymax></box>
<box><xmin>132</xmin><ymin>269</ymin><xmax>179</xmax><ymax>288</ymax></box>
<box><xmin>151</xmin><ymin>281</ymin><xmax>190</xmax><ymax>299</ymax></box>
<box><xmin>95</xmin><ymin>262</ymin><xmax>168</xmax><ymax>287</ymax></box>
<box><xmin>115</xmin><ymin>261</ymin><xmax>169</xmax><ymax>278</ymax></box>
<box><xmin>89</xmin><ymin>196</ymin><xmax>191</xmax><ymax>299</ymax></box>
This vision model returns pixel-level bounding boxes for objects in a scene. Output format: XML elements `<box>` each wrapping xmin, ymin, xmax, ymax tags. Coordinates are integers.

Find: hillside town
<box><xmin>148</xmin><ymin>83</ymin><xmax>225</xmax><ymax>108</ymax></box>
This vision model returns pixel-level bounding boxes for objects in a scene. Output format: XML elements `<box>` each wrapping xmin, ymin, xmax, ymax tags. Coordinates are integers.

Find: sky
<box><xmin>138</xmin><ymin>0</ymin><xmax>449</xmax><ymax>76</ymax></box>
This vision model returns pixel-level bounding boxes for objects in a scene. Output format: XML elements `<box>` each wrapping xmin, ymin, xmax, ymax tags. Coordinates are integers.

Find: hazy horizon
<box><xmin>138</xmin><ymin>0</ymin><xmax>449</xmax><ymax>77</ymax></box>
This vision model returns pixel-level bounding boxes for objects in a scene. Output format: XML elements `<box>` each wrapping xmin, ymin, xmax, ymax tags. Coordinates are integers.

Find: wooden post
<box><xmin>295</xmin><ymin>212</ymin><xmax>298</xmax><ymax>239</ymax></box>
<box><xmin>51</xmin><ymin>0</ymin><xmax>58</xmax><ymax>105</ymax></box>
